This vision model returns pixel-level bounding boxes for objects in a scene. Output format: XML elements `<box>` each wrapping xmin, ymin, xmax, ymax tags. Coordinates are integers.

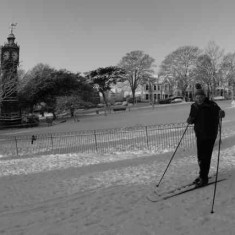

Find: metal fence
<box><xmin>0</xmin><ymin>123</ymin><xmax>195</xmax><ymax>157</ymax></box>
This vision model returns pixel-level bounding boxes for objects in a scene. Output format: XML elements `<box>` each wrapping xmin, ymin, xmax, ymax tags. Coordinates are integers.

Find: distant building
<box><xmin>141</xmin><ymin>75</ymin><xmax>173</xmax><ymax>102</ymax></box>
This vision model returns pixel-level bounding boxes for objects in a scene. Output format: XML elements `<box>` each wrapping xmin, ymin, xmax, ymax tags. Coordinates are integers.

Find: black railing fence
<box><xmin>0</xmin><ymin>123</ymin><xmax>195</xmax><ymax>157</ymax></box>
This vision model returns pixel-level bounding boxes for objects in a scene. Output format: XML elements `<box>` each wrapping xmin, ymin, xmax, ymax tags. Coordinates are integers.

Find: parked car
<box><xmin>97</xmin><ymin>103</ymin><xmax>105</xmax><ymax>108</ymax></box>
<box><xmin>112</xmin><ymin>105</ymin><xmax>127</xmax><ymax>112</ymax></box>
<box><xmin>122</xmin><ymin>101</ymin><xmax>128</xmax><ymax>106</ymax></box>
<box><xmin>128</xmin><ymin>97</ymin><xmax>142</xmax><ymax>103</ymax></box>
<box><xmin>170</xmin><ymin>96</ymin><xmax>184</xmax><ymax>103</ymax></box>
<box><xmin>158</xmin><ymin>98</ymin><xmax>172</xmax><ymax>104</ymax></box>
<box><xmin>213</xmin><ymin>96</ymin><xmax>225</xmax><ymax>101</ymax></box>
<box><xmin>159</xmin><ymin>96</ymin><xmax>183</xmax><ymax>104</ymax></box>
<box><xmin>114</xmin><ymin>102</ymin><xmax>123</xmax><ymax>105</ymax></box>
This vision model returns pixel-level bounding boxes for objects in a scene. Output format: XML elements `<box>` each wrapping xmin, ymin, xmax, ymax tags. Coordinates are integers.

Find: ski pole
<box><xmin>156</xmin><ymin>123</ymin><xmax>189</xmax><ymax>187</ymax></box>
<box><xmin>211</xmin><ymin>117</ymin><xmax>222</xmax><ymax>214</ymax></box>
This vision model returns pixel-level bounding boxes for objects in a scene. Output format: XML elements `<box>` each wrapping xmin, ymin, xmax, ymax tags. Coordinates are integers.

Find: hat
<box><xmin>194</xmin><ymin>88</ymin><xmax>205</xmax><ymax>96</ymax></box>
<box><xmin>194</xmin><ymin>83</ymin><xmax>205</xmax><ymax>96</ymax></box>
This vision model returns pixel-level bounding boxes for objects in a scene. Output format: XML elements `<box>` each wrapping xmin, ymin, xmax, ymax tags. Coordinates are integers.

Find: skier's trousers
<box><xmin>196</xmin><ymin>137</ymin><xmax>216</xmax><ymax>180</ymax></box>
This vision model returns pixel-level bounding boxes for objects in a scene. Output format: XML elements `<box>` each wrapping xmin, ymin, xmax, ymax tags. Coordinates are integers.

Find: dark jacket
<box><xmin>188</xmin><ymin>98</ymin><xmax>221</xmax><ymax>140</ymax></box>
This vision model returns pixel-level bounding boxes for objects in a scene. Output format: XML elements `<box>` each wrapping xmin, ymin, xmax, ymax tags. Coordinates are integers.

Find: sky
<box><xmin>1</xmin><ymin>0</ymin><xmax>235</xmax><ymax>75</ymax></box>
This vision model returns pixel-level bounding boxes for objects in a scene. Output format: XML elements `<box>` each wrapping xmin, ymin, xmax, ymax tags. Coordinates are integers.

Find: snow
<box><xmin>0</xmin><ymin>128</ymin><xmax>235</xmax><ymax>234</ymax></box>
<box><xmin>231</xmin><ymin>100</ymin><xmax>235</xmax><ymax>107</ymax></box>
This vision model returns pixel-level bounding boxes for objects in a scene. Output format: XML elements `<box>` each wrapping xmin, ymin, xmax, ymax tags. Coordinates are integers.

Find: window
<box><xmin>146</xmin><ymin>84</ymin><xmax>149</xmax><ymax>91</ymax></box>
<box><xmin>146</xmin><ymin>94</ymin><xmax>149</xmax><ymax>100</ymax></box>
<box><xmin>154</xmin><ymin>85</ymin><xmax>156</xmax><ymax>91</ymax></box>
<box><xmin>158</xmin><ymin>85</ymin><xmax>160</xmax><ymax>91</ymax></box>
<box><xmin>154</xmin><ymin>94</ymin><xmax>157</xmax><ymax>100</ymax></box>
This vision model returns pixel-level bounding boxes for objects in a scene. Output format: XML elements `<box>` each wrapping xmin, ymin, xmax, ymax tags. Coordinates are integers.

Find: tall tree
<box><xmin>18</xmin><ymin>63</ymin><xmax>56</xmax><ymax>112</ymax></box>
<box><xmin>87</xmin><ymin>66</ymin><xmax>124</xmax><ymax>106</ymax></box>
<box><xmin>118</xmin><ymin>50</ymin><xmax>155</xmax><ymax>103</ymax></box>
<box><xmin>19</xmin><ymin>63</ymin><xmax>98</xmax><ymax>117</ymax></box>
<box><xmin>192</xmin><ymin>54</ymin><xmax>214</xmax><ymax>97</ymax></box>
<box><xmin>220</xmin><ymin>52</ymin><xmax>235</xmax><ymax>99</ymax></box>
<box><xmin>159</xmin><ymin>46</ymin><xmax>200</xmax><ymax>98</ymax></box>
<box><xmin>204</xmin><ymin>41</ymin><xmax>224</xmax><ymax>96</ymax></box>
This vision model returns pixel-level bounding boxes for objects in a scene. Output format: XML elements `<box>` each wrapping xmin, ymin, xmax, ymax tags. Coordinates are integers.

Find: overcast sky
<box><xmin>1</xmin><ymin>0</ymin><xmax>235</xmax><ymax>74</ymax></box>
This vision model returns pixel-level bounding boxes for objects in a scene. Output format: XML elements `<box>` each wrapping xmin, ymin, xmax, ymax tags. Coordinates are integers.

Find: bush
<box><xmin>22</xmin><ymin>114</ymin><xmax>39</xmax><ymax>127</ymax></box>
<box><xmin>78</xmin><ymin>101</ymin><xmax>97</xmax><ymax>109</ymax></box>
<box><xmin>113</xmin><ymin>106</ymin><xmax>126</xmax><ymax>112</ymax></box>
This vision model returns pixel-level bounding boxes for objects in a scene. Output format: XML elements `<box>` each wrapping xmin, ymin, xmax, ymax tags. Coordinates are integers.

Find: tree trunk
<box><xmin>131</xmin><ymin>89</ymin><xmax>136</xmax><ymax>105</ymax></box>
<box><xmin>101</xmin><ymin>91</ymin><xmax>108</xmax><ymax>116</ymax></box>
<box><xmin>207</xmin><ymin>83</ymin><xmax>211</xmax><ymax>99</ymax></box>
<box><xmin>101</xmin><ymin>92</ymin><xmax>108</xmax><ymax>106</ymax></box>
<box><xmin>52</xmin><ymin>111</ymin><xmax>57</xmax><ymax>120</ymax></box>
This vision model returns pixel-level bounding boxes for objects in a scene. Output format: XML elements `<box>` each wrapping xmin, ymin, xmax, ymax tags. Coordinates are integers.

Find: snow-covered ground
<box><xmin>0</xmin><ymin>126</ymin><xmax>235</xmax><ymax>235</ymax></box>
<box><xmin>1</xmin><ymin>101</ymin><xmax>235</xmax><ymax>235</ymax></box>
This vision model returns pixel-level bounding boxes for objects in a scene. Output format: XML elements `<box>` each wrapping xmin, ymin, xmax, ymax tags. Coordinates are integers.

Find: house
<box><xmin>141</xmin><ymin>75</ymin><xmax>173</xmax><ymax>102</ymax></box>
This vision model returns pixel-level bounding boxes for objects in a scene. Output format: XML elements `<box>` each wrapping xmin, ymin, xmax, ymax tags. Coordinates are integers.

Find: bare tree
<box><xmin>204</xmin><ymin>41</ymin><xmax>224</xmax><ymax>96</ymax></box>
<box><xmin>118</xmin><ymin>50</ymin><xmax>155</xmax><ymax>104</ymax></box>
<box><xmin>159</xmin><ymin>46</ymin><xmax>200</xmax><ymax>98</ymax></box>
<box><xmin>192</xmin><ymin>54</ymin><xmax>214</xmax><ymax>97</ymax></box>
<box><xmin>220</xmin><ymin>52</ymin><xmax>235</xmax><ymax>99</ymax></box>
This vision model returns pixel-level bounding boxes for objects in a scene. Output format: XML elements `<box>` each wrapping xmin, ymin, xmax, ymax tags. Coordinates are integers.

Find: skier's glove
<box><xmin>187</xmin><ymin>117</ymin><xmax>194</xmax><ymax>124</ymax></box>
<box><xmin>219</xmin><ymin>110</ymin><xmax>225</xmax><ymax>118</ymax></box>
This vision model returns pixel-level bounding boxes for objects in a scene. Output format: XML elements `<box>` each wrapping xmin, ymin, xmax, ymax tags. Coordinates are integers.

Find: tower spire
<box><xmin>7</xmin><ymin>23</ymin><xmax>17</xmax><ymax>45</ymax></box>
<box><xmin>9</xmin><ymin>23</ymin><xmax>17</xmax><ymax>34</ymax></box>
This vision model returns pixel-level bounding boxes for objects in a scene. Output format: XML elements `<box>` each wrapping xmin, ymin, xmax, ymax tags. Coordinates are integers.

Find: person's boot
<box><xmin>195</xmin><ymin>178</ymin><xmax>208</xmax><ymax>187</ymax></box>
<box><xmin>193</xmin><ymin>177</ymin><xmax>200</xmax><ymax>184</ymax></box>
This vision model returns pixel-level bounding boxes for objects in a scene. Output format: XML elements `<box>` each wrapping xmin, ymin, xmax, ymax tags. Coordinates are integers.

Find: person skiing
<box><xmin>187</xmin><ymin>84</ymin><xmax>225</xmax><ymax>187</ymax></box>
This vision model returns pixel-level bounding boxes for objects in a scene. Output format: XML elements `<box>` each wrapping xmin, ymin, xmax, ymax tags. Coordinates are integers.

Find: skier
<box><xmin>187</xmin><ymin>84</ymin><xmax>225</xmax><ymax>187</ymax></box>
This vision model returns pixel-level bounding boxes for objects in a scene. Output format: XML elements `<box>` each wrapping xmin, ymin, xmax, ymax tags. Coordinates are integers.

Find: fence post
<box><xmin>145</xmin><ymin>126</ymin><xmax>149</xmax><ymax>149</ymax></box>
<box><xmin>94</xmin><ymin>130</ymin><xmax>98</xmax><ymax>152</ymax></box>
<box><xmin>50</xmin><ymin>134</ymin><xmax>53</xmax><ymax>151</ymax></box>
<box><xmin>15</xmin><ymin>137</ymin><xmax>19</xmax><ymax>157</ymax></box>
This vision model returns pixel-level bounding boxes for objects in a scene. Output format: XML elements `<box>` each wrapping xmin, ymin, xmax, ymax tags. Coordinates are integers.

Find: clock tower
<box><xmin>0</xmin><ymin>23</ymin><xmax>21</xmax><ymax>126</ymax></box>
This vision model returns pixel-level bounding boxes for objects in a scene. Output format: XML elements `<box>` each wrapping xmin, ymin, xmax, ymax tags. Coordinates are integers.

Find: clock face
<box><xmin>3</xmin><ymin>51</ymin><xmax>10</xmax><ymax>61</ymax></box>
<box><xmin>12</xmin><ymin>51</ymin><xmax>18</xmax><ymax>61</ymax></box>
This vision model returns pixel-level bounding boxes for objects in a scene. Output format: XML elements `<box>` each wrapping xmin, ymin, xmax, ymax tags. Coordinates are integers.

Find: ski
<box><xmin>147</xmin><ymin>178</ymin><xmax>226</xmax><ymax>203</ymax></box>
<box><xmin>147</xmin><ymin>183</ymin><xmax>194</xmax><ymax>202</ymax></box>
<box><xmin>153</xmin><ymin>175</ymin><xmax>214</xmax><ymax>198</ymax></box>
<box><xmin>154</xmin><ymin>182</ymin><xmax>195</xmax><ymax>197</ymax></box>
<box><xmin>161</xmin><ymin>178</ymin><xmax>226</xmax><ymax>201</ymax></box>
<box><xmin>154</xmin><ymin>175</ymin><xmax>215</xmax><ymax>196</ymax></box>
